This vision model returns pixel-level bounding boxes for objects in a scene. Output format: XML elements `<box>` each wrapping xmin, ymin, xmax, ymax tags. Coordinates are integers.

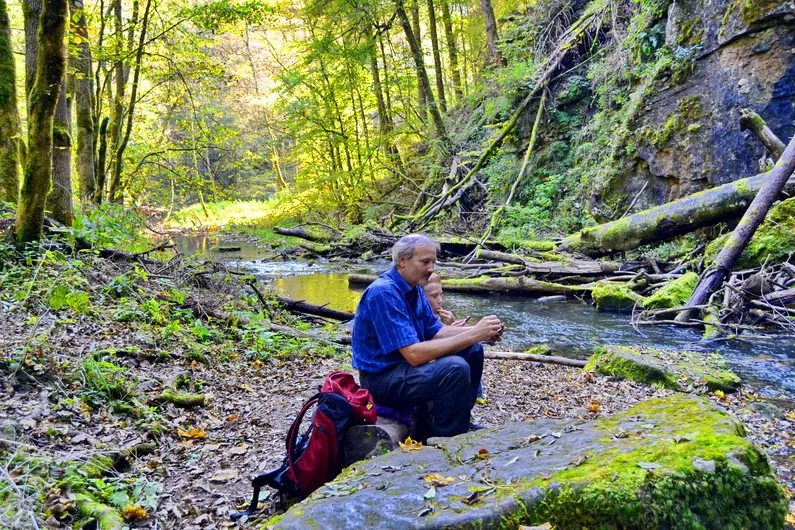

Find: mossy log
<box><xmin>75</xmin><ymin>493</ymin><xmax>125</xmax><ymax>529</ymax></box>
<box><xmin>276</xmin><ymin>295</ymin><xmax>354</xmax><ymax>321</ymax></box>
<box><xmin>349</xmin><ymin>273</ymin><xmax>585</xmax><ymax>295</ymax></box>
<box><xmin>678</xmin><ymin>133</ymin><xmax>795</xmax><ymax>323</ymax></box>
<box><xmin>477</xmin><ymin>248</ymin><xmax>621</xmax><ymax>275</ymax></box>
<box><xmin>740</xmin><ymin>109</ymin><xmax>785</xmax><ymax>160</ymax></box>
<box><xmin>560</xmin><ymin>172</ymin><xmax>795</xmax><ymax>257</ymax></box>
<box><xmin>153</xmin><ymin>390</ymin><xmax>207</xmax><ymax>408</ymax></box>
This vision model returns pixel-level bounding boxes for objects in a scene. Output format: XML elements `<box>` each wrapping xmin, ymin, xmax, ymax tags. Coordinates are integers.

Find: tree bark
<box><xmin>426</xmin><ymin>0</ymin><xmax>446</xmax><ymax>114</ymax></box>
<box><xmin>480</xmin><ymin>0</ymin><xmax>504</xmax><ymax>67</ymax></box>
<box><xmin>476</xmin><ymin>248</ymin><xmax>621</xmax><ymax>275</ymax></box>
<box><xmin>395</xmin><ymin>0</ymin><xmax>449</xmax><ymax>146</ymax></box>
<box><xmin>15</xmin><ymin>0</ymin><xmax>67</xmax><ymax>244</ymax></box>
<box><xmin>47</xmin><ymin>79</ymin><xmax>73</xmax><ymax>224</ymax></box>
<box><xmin>276</xmin><ymin>295</ymin><xmax>354</xmax><ymax>321</ymax></box>
<box><xmin>0</xmin><ymin>0</ymin><xmax>21</xmax><ymax>203</ymax></box>
<box><xmin>740</xmin><ymin>109</ymin><xmax>785</xmax><ymax>160</ymax></box>
<box><xmin>273</xmin><ymin>226</ymin><xmax>331</xmax><ymax>242</ymax></box>
<box><xmin>71</xmin><ymin>0</ymin><xmax>96</xmax><ymax>204</ymax></box>
<box><xmin>439</xmin><ymin>0</ymin><xmax>461</xmax><ymax>101</ymax></box>
<box><xmin>95</xmin><ymin>116</ymin><xmax>109</xmax><ymax>203</ymax></box>
<box><xmin>106</xmin><ymin>0</ymin><xmax>127</xmax><ymax>203</ymax></box>
<box><xmin>560</xmin><ymin>172</ymin><xmax>795</xmax><ymax>258</ymax></box>
<box><xmin>676</xmin><ymin>134</ymin><xmax>795</xmax><ymax>323</ymax></box>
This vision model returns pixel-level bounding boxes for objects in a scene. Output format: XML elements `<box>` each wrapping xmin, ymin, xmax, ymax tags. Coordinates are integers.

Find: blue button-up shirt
<box><xmin>352</xmin><ymin>267</ymin><xmax>443</xmax><ymax>374</ymax></box>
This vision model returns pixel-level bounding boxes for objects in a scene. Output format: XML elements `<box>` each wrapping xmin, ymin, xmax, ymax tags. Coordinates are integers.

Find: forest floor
<box><xmin>1</xmin><ymin>243</ymin><xmax>793</xmax><ymax>528</ymax></box>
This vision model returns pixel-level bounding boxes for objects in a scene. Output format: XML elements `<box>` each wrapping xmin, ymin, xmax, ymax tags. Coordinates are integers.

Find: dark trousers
<box><xmin>359</xmin><ymin>343</ymin><xmax>484</xmax><ymax>438</ymax></box>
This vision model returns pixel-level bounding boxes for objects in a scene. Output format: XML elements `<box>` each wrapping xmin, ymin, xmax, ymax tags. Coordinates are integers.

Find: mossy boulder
<box><xmin>643</xmin><ymin>271</ymin><xmax>699</xmax><ymax>309</ymax></box>
<box><xmin>705</xmin><ymin>197</ymin><xmax>795</xmax><ymax>269</ymax></box>
<box><xmin>268</xmin><ymin>394</ymin><xmax>786</xmax><ymax>529</ymax></box>
<box><xmin>591</xmin><ymin>282</ymin><xmax>643</xmax><ymax>311</ymax></box>
<box><xmin>584</xmin><ymin>345</ymin><xmax>741</xmax><ymax>393</ymax></box>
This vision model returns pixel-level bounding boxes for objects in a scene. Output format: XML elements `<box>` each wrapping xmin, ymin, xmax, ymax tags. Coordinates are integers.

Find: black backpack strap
<box><xmin>230</xmin><ymin>393</ymin><xmax>321</xmax><ymax>521</ymax></box>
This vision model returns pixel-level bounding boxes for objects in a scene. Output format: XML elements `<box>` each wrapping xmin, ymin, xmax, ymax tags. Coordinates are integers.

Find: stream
<box><xmin>171</xmin><ymin>235</ymin><xmax>795</xmax><ymax>404</ymax></box>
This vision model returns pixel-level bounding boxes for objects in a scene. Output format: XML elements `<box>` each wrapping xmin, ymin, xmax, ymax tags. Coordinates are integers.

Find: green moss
<box><xmin>644</xmin><ymin>271</ymin><xmax>698</xmax><ymax>309</ymax></box>
<box><xmin>75</xmin><ymin>493</ymin><xmax>125</xmax><ymax>529</ymax></box>
<box><xmin>740</xmin><ymin>0</ymin><xmax>780</xmax><ymax>23</ymax></box>
<box><xmin>591</xmin><ymin>282</ymin><xmax>643</xmax><ymax>311</ymax></box>
<box><xmin>705</xmin><ymin>198</ymin><xmax>795</xmax><ymax>268</ymax></box>
<box><xmin>527</xmin><ymin>345</ymin><xmax>552</xmax><ymax>355</ymax></box>
<box><xmin>522</xmin><ymin>394</ymin><xmax>786</xmax><ymax>529</ymax></box>
<box><xmin>585</xmin><ymin>345</ymin><xmax>741</xmax><ymax>393</ymax></box>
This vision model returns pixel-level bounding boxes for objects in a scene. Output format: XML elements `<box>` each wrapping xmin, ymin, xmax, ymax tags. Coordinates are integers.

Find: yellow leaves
<box><xmin>714</xmin><ymin>390</ymin><xmax>725</xmax><ymax>398</ymax></box>
<box><xmin>424</xmin><ymin>474</ymin><xmax>455</xmax><ymax>487</ymax></box>
<box><xmin>121</xmin><ymin>505</ymin><xmax>147</xmax><ymax>520</ymax></box>
<box><xmin>787</xmin><ymin>410</ymin><xmax>795</xmax><ymax>421</ymax></box>
<box><xmin>586</xmin><ymin>401</ymin><xmax>601</xmax><ymax>413</ymax></box>
<box><xmin>178</xmin><ymin>426</ymin><xmax>207</xmax><ymax>440</ymax></box>
<box><xmin>475</xmin><ymin>448</ymin><xmax>490</xmax><ymax>460</ymax></box>
<box><xmin>399</xmin><ymin>436</ymin><xmax>422</xmax><ymax>452</ymax></box>
<box><xmin>239</xmin><ymin>383</ymin><xmax>254</xmax><ymax>393</ymax></box>
<box><xmin>252</xmin><ymin>360</ymin><xmax>264</xmax><ymax>370</ymax></box>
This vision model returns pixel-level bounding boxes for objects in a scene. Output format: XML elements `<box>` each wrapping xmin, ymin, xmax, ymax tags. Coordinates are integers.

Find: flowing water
<box><xmin>171</xmin><ymin>235</ymin><xmax>795</xmax><ymax>402</ymax></box>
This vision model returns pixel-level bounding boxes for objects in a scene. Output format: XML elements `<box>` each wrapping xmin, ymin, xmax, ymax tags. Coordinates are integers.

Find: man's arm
<box><xmin>399</xmin><ymin>316</ymin><xmax>502</xmax><ymax>366</ymax></box>
<box><xmin>433</xmin><ymin>324</ymin><xmax>472</xmax><ymax>338</ymax></box>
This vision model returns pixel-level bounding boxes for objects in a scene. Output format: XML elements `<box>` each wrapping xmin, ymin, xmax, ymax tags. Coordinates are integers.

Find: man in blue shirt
<box><xmin>352</xmin><ymin>234</ymin><xmax>505</xmax><ymax>437</ymax></box>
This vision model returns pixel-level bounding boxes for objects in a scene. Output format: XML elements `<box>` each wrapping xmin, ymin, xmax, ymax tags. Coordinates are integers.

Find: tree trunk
<box><xmin>476</xmin><ymin>248</ymin><xmax>621</xmax><ymax>275</ymax></box>
<box><xmin>109</xmin><ymin>0</ymin><xmax>150</xmax><ymax>203</ymax></box>
<box><xmin>560</xmin><ymin>172</ymin><xmax>795</xmax><ymax>258</ymax></box>
<box><xmin>95</xmin><ymin>116</ymin><xmax>109</xmax><ymax>203</ymax></box>
<box><xmin>273</xmin><ymin>226</ymin><xmax>331</xmax><ymax>242</ymax></box>
<box><xmin>409</xmin><ymin>0</ymin><xmax>426</xmax><ymax>119</ymax></box>
<box><xmin>15</xmin><ymin>0</ymin><xmax>67</xmax><ymax>244</ymax></box>
<box><xmin>23</xmin><ymin>0</ymin><xmax>41</xmax><ymax>100</ymax></box>
<box><xmin>47</xmin><ymin>79</ymin><xmax>73</xmax><ymax>225</ymax></box>
<box><xmin>0</xmin><ymin>0</ymin><xmax>21</xmax><ymax>203</ymax></box>
<box><xmin>439</xmin><ymin>0</ymin><xmax>462</xmax><ymax>101</ymax></box>
<box><xmin>71</xmin><ymin>0</ymin><xmax>95</xmax><ymax>205</ymax></box>
<box><xmin>480</xmin><ymin>0</ymin><xmax>504</xmax><ymax>67</ymax></box>
<box><xmin>106</xmin><ymin>0</ymin><xmax>127</xmax><ymax>203</ymax></box>
<box><xmin>426</xmin><ymin>0</ymin><xmax>446</xmax><ymax>114</ymax></box>
<box><xmin>395</xmin><ymin>0</ymin><xmax>449</xmax><ymax>146</ymax></box>
<box><xmin>348</xmin><ymin>273</ymin><xmax>585</xmax><ymax>295</ymax></box>
<box><xmin>676</xmin><ymin>134</ymin><xmax>795</xmax><ymax>323</ymax></box>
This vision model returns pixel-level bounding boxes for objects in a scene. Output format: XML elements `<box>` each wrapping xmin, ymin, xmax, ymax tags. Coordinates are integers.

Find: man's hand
<box><xmin>472</xmin><ymin>315</ymin><xmax>503</xmax><ymax>342</ymax></box>
<box><xmin>485</xmin><ymin>322</ymin><xmax>506</xmax><ymax>344</ymax></box>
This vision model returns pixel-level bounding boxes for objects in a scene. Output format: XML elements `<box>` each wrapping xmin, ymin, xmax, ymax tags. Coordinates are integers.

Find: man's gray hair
<box><xmin>391</xmin><ymin>234</ymin><xmax>439</xmax><ymax>265</ymax></box>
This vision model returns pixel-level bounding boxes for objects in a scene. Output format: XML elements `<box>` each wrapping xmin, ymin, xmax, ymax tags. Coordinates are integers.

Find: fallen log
<box><xmin>273</xmin><ymin>226</ymin><xmax>331</xmax><ymax>242</ymax></box>
<box><xmin>349</xmin><ymin>273</ymin><xmax>586</xmax><ymax>295</ymax></box>
<box><xmin>560</xmin><ymin>172</ymin><xmax>795</xmax><ymax>257</ymax></box>
<box><xmin>761</xmin><ymin>288</ymin><xmax>795</xmax><ymax>307</ymax></box>
<box><xmin>275</xmin><ymin>295</ymin><xmax>355</xmax><ymax>321</ymax></box>
<box><xmin>484</xmin><ymin>351</ymin><xmax>587</xmax><ymax>368</ymax></box>
<box><xmin>677</xmin><ymin>133</ymin><xmax>795</xmax><ymax>323</ymax></box>
<box><xmin>477</xmin><ymin>248</ymin><xmax>621</xmax><ymax>275</ymax></box>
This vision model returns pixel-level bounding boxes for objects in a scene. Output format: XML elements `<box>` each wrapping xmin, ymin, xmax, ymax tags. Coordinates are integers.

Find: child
<box><xmin>423</xmin><ymin>273</ymin><xmax>485</xmax><ymax>399</ymax></box>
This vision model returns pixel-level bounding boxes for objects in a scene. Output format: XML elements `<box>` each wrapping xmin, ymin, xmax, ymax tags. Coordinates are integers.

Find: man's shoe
<box><xmin>468</xmin><ymin>422</ymin><xmax>485</xmax><ymax>432</ymax></box>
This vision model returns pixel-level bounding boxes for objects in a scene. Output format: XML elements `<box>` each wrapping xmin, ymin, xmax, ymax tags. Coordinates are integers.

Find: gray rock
<box><xmin>343</xmin><ymin>417</ymin><xmax>410</xmax><ymax>466</ymax></box>
<box><xmin>271</xmin><ymin>395</ymin><xmax>787</xmax><ymax>529</ymax></box>
<box><xmin>692</xmin><ymin>457</ymin><xmax>717</xmax><ymax>474</ymax></box>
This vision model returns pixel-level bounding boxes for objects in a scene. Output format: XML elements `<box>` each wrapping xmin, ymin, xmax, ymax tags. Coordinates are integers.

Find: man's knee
<box><xmin>435</xmin><ymin>356</ymin><xmax>470</xmax><ymax>383</ymax></box>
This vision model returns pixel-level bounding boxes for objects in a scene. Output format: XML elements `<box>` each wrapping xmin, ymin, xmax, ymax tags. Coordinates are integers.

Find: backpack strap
<box><xmin>287</xmin><ymin>393</ymin><xmax>320</xmax><ymax>484</ymax></box>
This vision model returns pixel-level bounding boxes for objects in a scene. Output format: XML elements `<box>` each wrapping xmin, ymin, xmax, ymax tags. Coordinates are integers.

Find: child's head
<box><xmin>423</xmin><ymin>273</ymin><xmax>443</xmax><ymax>313</ymax></box>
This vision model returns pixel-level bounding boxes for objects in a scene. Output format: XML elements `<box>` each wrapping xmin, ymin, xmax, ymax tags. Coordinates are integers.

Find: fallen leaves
<box><xmin>177</xmin><ymin>426</ymin><xmax>207</xmax><ymax>440</ymax></box>
<box><xmin>121</xmin><ymin>505</ymin><xmax>148</xmax><ymax>520</ymax></box>
<box><xmin>209</xmin><ymin>468</ymin><xmax>239</xmax><ymax>482</ymax></box>
<box><xmin>424</xmin><ymin>474</ymin><xmax>455</xmax><ymax>486</ymax></box>
<box><xmin>399</xmin><ymin>436</ymin><xmax>422</xmax><ymax>452</ymax></box>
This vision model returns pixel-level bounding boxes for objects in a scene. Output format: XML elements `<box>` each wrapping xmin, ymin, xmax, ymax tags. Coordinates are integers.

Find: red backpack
<box><xmin>232</xmin><ymin>371</ymin><xmax>376</xmax><ymax>520</ymax></box>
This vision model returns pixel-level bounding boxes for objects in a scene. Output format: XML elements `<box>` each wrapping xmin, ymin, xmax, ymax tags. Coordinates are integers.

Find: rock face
<box><xmin>584</xmin><ymin>345</ymin><xmax>742</xmax><ymax>393</ymax></box>
<box><xmin>590</xmin><ymin>0</ymin><xmax>794</xmax><ymax>218</ymax></box>
<box><xmin>268</xmin><ymin>394</ymin><xmax>786</xmax><ymax>529</ymax></box>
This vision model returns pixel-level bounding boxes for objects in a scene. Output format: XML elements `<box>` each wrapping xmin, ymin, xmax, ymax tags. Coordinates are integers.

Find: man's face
<box><xmin>398</xmin><ymin>244</ymin><xmax>437</xmax><ymax>287</ymax></box>
<box><xmin>424</xmin><ymin>283</ymin><xmax>442</xmax><ymax>312</ymax></box>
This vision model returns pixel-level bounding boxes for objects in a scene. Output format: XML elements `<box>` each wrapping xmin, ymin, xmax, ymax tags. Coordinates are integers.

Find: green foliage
<box><xmin>70</xmin><ymin>205</ymin><xmax>148</xmax><ymax>251</ymax></box>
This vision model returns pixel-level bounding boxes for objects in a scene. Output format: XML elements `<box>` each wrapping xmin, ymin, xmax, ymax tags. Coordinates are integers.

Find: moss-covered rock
<box><xmin>643</xmin><ymin>271</ymin><xmax>698</xmax><ymax>309</ymax></box>
<box><xmin>591</xmin><ymin>282</ymin><xmax>643</xmax><ymax>311</ymax></box>
<box><xmin>584</xmin><ymin>345</ymin><xmax>741</xmax><ymax>393</ymax></box>
<box><xmin>705</xmin><ymin>197</ymin><xmax>795</xmax><ymax>269</ymax></box>
<box><xmin>268</xmin><ymin>395</ymin><xmax>786</xmax><ymax>529</ymax></box>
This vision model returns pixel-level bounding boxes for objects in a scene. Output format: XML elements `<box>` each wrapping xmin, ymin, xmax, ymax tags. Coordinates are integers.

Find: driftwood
<box><xmin>348</xmin><ymin>273</ymin><xmax>587</xmax><ymax>295</ymax></box>
<box><xmin>740</xmin><ymin>109</ymin><xmax>785</xmax><ymax>160</ymax></box>
<box><xmin>677</xmin><ymin>134</ymin><xmax>795</xmax><ymax>323</ymax></box>
<box><xmin>273</xmin><ymin>226</ymin><xmax>331</xmax><ymax>242</ymax></box>
<box><xmin>560</xmin><ymin>172</ymin><xmax>795</xmax><ymax>257</ymax></box>
<box><xmin>275</xmin><ymin>295</ymin><xmax>354</xmax><ymax>321</ymax></box>
<box><xmin>484</xmin><ymin>351</ymin><xmax>587</xmax><ymax>368</ymax></box>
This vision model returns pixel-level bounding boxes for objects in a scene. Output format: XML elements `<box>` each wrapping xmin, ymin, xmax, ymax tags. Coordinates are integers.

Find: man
<box><xmin>352</xmin><ymin>234</ymin><xmax>504</xmax><ymax>437</ymax></box>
